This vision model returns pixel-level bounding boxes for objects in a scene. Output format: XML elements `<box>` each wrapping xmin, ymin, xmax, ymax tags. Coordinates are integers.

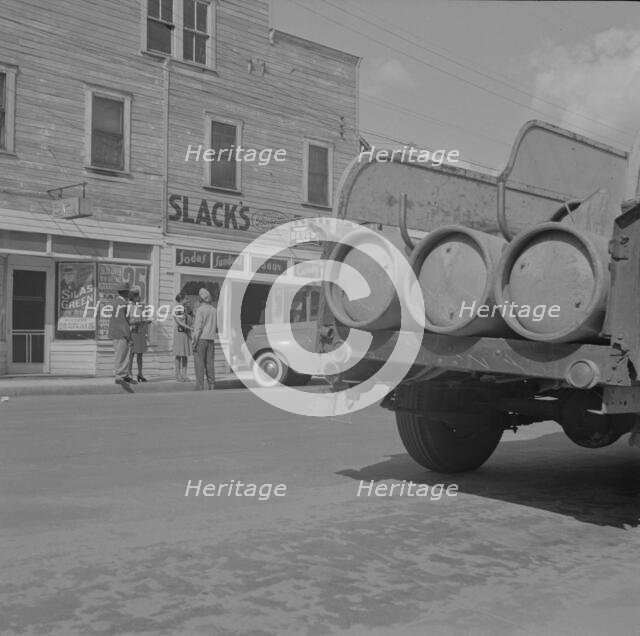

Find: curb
<box><xmin>0</xmin><ymin>377</ymin><xmax>246</xmax><ymax>398</ymax></box>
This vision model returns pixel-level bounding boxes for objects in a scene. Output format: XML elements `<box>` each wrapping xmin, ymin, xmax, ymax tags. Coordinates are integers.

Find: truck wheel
<box><xmin>396</xmin><ymin>384</ymin><xmax>503</xmax><ymax>473</ymax></box>
<box><xmin>253</xmin><ymin>351</ymin><xmax>290</xmax><ymax>387</ymax></box>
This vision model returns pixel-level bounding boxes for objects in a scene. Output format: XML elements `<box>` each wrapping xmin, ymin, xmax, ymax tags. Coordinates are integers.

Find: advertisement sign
<box><xmin>252</xmin><ymin>257</ymin><xmax>289</xmax><ymax>276</ymax></box>
<box><xmin>212</xmin><ymin>251</ymin><xmax>244</xmax><ymax>271</ymax></box>
<box><xmin>97</xmin><ymin>264</ymin><xmax>148</xmax><ymax>339</ymax></box>
<box><xmin>176</xmin><ymin>249</ymin><xmax>211</xmax><ymax>268</ymax></box>
<box><xmin>294</xmin><ymin>260</ymin><xmax>324</xmax><ymax>279</ymax></box>
<box><xmin>168</xmin><ymin>194</ymin><xmax>298</xmax><ymax>236</ymax></box>
<box><xmin>51</xmin><ymin>197</ymin><xmax>93</xmax><ymax>219</ymax></box>
<box><xmin>57</xmin><ymin>262</ymin><xmax>96</xmax><ymax>331</ymax></box>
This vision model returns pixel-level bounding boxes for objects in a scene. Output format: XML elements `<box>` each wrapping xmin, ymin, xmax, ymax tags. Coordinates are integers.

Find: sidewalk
<box><xmin>0</xmin><ymin>373</ymin><xmax>248</xmax><ymax>399</ymax></box>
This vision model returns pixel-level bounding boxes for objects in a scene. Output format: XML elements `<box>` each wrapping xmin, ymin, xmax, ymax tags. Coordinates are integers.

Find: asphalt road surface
<box><xmin>1</xmin><ymin>389</ymin><xmax>639</xmax><ymax>636</ymax></box>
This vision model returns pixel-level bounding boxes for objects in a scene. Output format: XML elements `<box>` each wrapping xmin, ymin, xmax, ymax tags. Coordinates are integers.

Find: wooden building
<box><xmin>0</xmin><ymin>0</ymin><xmax>360</xmax><ymax>378</ymax></box>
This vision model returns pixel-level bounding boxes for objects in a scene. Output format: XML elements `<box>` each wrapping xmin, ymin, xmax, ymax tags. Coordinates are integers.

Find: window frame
<box><xmin>303</xmin><ymin>139</ymin><xmax>333</xmax><ymax>208</ymax></box>
<box><xmin>146</xmin><ymin>0</ymin><xmax>175</xmax><ymax>56</ymax></box>
<box><xmin>204</xmin><ymin>114</ymin><xmax>243</xmax><ymax>193</ymax></box>
<box><xmin>0</xmin><ymin>63</ymin><xmax>17</xmax><ymax>155</ymax></box>
<box><xmin>182</xmin><ymin>0</ymin><xmax>213</xmax><ymax>66</ymax></box>
<box><xmin>84</xmin><ymin>86</ymin><xmax>132</xmax><ymax>175</ymax></box>
<box><xmin>142</xmin><ymin>0</ymin><xmax>216</xmax><ymax>70</ymax></box>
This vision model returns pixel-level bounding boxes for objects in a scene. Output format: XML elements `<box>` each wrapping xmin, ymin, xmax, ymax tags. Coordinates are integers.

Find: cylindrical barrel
<box><xmin>493</xmin><ymin>223</ymin><xmax>610</xmax><ymax>342</ymax></box>
<box><xmin>324</xmin><ymin>227</ymin><xmax>408</xmax><ymax>330</ymax></box>
<box><xmin>407</xmin><ymin>225</ymin><xmax>509</xmax><ymax>336</ymax></box>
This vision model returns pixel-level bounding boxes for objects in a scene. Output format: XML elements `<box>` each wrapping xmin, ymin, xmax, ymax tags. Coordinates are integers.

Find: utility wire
<box><xmin>362</xmin><ymin>93</ymin><xmax>510</xmax><ymax>147</ymax></box>
<box><xmin>360</xmin><ymin>127</ymin><xmax>500</xmax><ymax>173</ymax></box>
<box><xmin>322</xmin><ymin>0</ymin><xmax>635</xmax><ymax>136</ymax></box>
<box><xmin>288</xmin><ymin>0</ymin><xmax>633</xmax><ymax>146</ymax></box>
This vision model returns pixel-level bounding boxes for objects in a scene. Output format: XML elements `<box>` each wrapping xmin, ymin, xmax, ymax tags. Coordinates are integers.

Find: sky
<box><xmin>272</xmin><ymin>0</ymin><xmax>640</xmax><ymax>174</ymax></box>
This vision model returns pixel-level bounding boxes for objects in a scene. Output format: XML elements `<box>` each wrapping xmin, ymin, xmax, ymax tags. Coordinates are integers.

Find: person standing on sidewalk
<box><xmin>173</xmin><ymin>293</ymin><xmax>192</xmax><ymax>382</ymax></box>
<box><xmin>127</xmin><ymin>285</ymin><xmax>151</xmax><ymax>382</ymax></box>
<box><xmin>108</xmin><ymin>282</ymin><xmax>136</xmax><ymax>387</ymax></box>
<box><xmin>191</xmin><ymin>287</ymin><xmax>217</xmax><ymax>390</ymax></box>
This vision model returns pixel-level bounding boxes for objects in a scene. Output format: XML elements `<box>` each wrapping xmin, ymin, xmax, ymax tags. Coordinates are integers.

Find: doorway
<box><xmin>8</xmin><ymin>265</ymin><xmax>51</xmax><ymax>374</ymax></box>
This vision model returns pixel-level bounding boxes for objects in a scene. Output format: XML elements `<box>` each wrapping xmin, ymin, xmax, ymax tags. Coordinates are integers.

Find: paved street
<box><xmin>1</xmin><ymin>389</ymin><xmax>639</xmax><ymax>636</ymax></box>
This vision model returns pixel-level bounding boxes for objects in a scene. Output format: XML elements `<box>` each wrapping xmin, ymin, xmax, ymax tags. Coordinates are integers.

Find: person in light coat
<box><xmin>108</xmin><ymin>282</ymin><xmax>135</xmax><ymax>386</ymax></box>
<box><xmin>191</xmin><ymin>287</ymin><xmax>218</xmax><ymax>390</ymax></box>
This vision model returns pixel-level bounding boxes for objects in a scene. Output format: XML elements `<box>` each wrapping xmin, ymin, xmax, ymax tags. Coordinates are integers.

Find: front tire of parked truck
<box><xmin>396</xmin><ymin>383</ymin><xmax>503</xmax><ymax>473</ymax></box>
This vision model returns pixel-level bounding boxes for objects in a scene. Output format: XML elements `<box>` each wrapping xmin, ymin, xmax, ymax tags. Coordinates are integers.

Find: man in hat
<box><xmin>192</xmin><ymin>287</ymin><xmax>218</xmax><ymax>390</ymax></box>
<box><xmin>108</xmin><ymin>281</ymin><xmax>136</xmax><ymax>387</ymax></box>
<box><xmin>60</xmin><ymin>265</ymin><xmax>78</xmax><ymax>293</ymax></box>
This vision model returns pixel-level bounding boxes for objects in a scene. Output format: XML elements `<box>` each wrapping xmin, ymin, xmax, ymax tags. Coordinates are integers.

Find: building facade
<box><xmin>0</xmin><ymin>0</ymin><xmax>359</xmax><ymax>377</ymax></box>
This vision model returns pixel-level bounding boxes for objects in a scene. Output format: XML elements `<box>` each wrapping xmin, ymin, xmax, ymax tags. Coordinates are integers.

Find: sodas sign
<box><xmin>176</xmin><ymin>249</ymin><xmax>211</xmax><ymax>268</ymax></box>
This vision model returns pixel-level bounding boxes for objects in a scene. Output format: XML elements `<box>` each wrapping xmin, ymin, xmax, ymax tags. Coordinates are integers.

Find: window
<box><xmin>0</xmin><ymin>74</ymin><xmax>5</xmax><ymax>150</ymax></box>
<box><xmin>51</xmin><ymin>236</ymin><xmax>110</xmax><ymax>258</ymax></box>
<box><xmin>85</xmin><ymin>88</ymin><xmax>131</xmax><ymax>173</ymax></box>
<box><xmin>144</xmin><ymin>0</ymin><xmax>215</xmax><ymax>67</ymax></box>
<box><xmin>0</xmin><ymin>64</ymin><xmax>17</xmax><ymax>153</ymax></box>
<box><xmin>208</xmin><ymin>118</ymin><xmax>241</xmax><ymax>190</ymax></box>
<box><xmin>147</xmin><ymin>0</ymin><xmax>174</xmax><ymax>55</ymax></box>
<box><xmin>0</xmin><ymin>230</ymin><xmax>46</xmax><ymax>252</ymax></box>
<box><xmin>113</xmin><ymin>242</ymin><xmax>154</xmax><ymax>260</ymax></box>
<box><xmin>304</xmin><ymin>141</ymin><xmax>333</xmax><ymax>206</ymax></box>
<box><xmin>289</xmin><ymin>285</ymin><xmax>321</xmax><ymax>323</ymax></box>
<box><xmin>183</xmin><ymin>0</ymin><xmax>209</xmax><ymax>65</ymax></box>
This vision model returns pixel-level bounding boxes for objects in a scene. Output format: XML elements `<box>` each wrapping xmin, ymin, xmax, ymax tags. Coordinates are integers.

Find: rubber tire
<box><xmin>396</xmin><ymin>383</ymin><xmax>503</xmax><ymax>473</ymax></box>
<box><xmin>253</xmin><ymin>351</ymin><xmax>290</xmax><ymax>387</ymax></box>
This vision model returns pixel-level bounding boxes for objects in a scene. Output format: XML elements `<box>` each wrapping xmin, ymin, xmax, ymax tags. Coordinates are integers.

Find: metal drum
<box><xmin>324</xmin><ymin>228</ymin><xmax>408</xmax><ymax>331</ymax></box>
<box><xmin>408</xmin><ymin>225</ymin><xmax>509</xmax><ymax>336</ymax></box>
<box><xmin>494</xmin><ymin>222</ymin><xmax>610</xmax><ymax>342</ymax></box>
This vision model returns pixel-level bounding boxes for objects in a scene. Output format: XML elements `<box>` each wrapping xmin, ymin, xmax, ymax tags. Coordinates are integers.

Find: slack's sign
<box><xmin>168</xmin><ymin>194</ymin><xmax>294</xmax><ymax>234</ymax></box>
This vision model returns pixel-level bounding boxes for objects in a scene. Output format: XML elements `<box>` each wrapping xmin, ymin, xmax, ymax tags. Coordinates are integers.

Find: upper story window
<box><xmin>0</xmin><ymin>63</ymin><xmax>17</xmax><ymax>154</ymax></box>
<box><xmin>85</xmin><ymin>87</ymin><xmax>132</xmax><ymax>174</ymax></box>
<box><xmin>183</xmin><ymin>0</ymin><xmax>209</xmax><ymax>65</ymax></box>
<box><xmin>304</xmin><ymin>140</ymin><xmax>333</xmax><ymax>207</ymax></box>
<box><xmin>144</xmin><ymin>0</ymin><xmax>215</xmax><ymax>68</ymax></box>
<box><xmin>0</xmin><ymin>74</ymin><xmax>5</xmax><ymax>150</ymax></box>
<box><xmin>208</xmin><ymin>117</ymin><xmax>241</xmax><ymax>191</ymax></box>
<box><xmin>147</xmin><ymin>0</ymin><xmax>174</xmax><ymax>55</ymax></box>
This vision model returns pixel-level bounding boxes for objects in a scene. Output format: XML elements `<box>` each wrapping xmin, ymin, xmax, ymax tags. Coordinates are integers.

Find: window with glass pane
<box><xmin>210</xmin><ymin>121</ymin><xmax>237</xmax><ymax>189</ymax></box>
<box><xmin>0</xmin><ymin>73</ymin><xmax>5</xmax><ymax>150</ymax></box>
<box><xmin>147</xmin><ymin>0</ymin><xmax>174</xmax><ymax>54</ymax></box>
<box><xmin>183</xmin><ymin>0</ymin><xmax>208</xmax><ymax>64</ymax></box>
<box><xmin>91</xmin><ymin>96</ymin><xmax>124</xmax><ymax>171</ymax></box>
<box><xmin>307</xmin><ymin>144</ymin><xmax>329</xmax><ymax>205</ymax></box>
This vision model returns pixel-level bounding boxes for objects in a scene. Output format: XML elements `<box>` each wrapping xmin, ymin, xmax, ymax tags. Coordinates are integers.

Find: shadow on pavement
<box><xmin>337</xmin><ymin>432</ymin><xmax>640</xmax><ymax>529</ymax></box>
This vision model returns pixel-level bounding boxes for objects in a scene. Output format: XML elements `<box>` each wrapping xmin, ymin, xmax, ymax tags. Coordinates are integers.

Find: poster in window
<box><xmin>57</xmin><ymin>262</ymin><xmax>97</xmax><ymax>331</ymax></box>
<box><xmin>97</xmin><ymin>263</ymin><xmax>148</xmax><ymax>339</ymax></box>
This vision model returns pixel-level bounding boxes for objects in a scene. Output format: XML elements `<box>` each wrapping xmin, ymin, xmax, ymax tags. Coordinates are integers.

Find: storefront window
<box><xmin>55</xmin><ymin>262</ymin><xmax>97</xmax><ymax>340</ymax></box>
<box><xmin>0</xmin><ymin>230</ymin><xmax>47</xmax><ymax>252</ymax></box>
<box><xmin>51</xmin><ymin>236</ymin><xmax>109</xmax><ymax>258</ymax></box>
<box><xmin>96</xmin><ymin>263</ymin><xmax>149</xmax><ymax>339</ymax></box>
<box><xmin>179</xmin><ymin>275</ymin><xmax>224</xmax><ymax>334</ymax></box>
<box><xmin>113</xmin><ymin>242</ymin><xmax>154</xmax><ymax>260</ymax></box>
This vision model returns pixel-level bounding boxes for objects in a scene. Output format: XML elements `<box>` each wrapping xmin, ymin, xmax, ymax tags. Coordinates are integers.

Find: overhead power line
<box><xmin>362</xmin><ymin>93</ymin><xmax>510</xmax><ymax>147</ymax></box>
<box><xmin>287</xmin><ymin>0</ymin><xmax>633</xmax><ymax>146</ymax></box>
<box><xmin>360</xmin><ymin>127</ymin><xmax>500</xmax><ymax>173</ymax></box>
<box><xmin>322</xmin><ymin>0</ymin><xmax>634</xmax><ymax>138</ymax></box>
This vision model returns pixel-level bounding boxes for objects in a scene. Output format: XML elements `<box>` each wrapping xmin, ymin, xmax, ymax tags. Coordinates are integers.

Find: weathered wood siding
<box><xmin>49</xmin><ymin>341</ymin><xmax>97</xmax><ymax>376</ymax></box>
<box><xmin>0</xmin><ymin>255</ymin><xmax>6</xmax><ymax>344</ymax></box>
<box><xmin>166</xmin><ymin>0</ymin><xmax>360</xmax><ymax>240</ymax></box>
<box><xmin>0</xmin><ymin>0</ymin><xmax>164</xmax><ymax>226</ymax></box>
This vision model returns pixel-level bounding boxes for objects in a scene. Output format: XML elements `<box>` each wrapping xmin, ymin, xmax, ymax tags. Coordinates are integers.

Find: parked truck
<box><xmin>315</xmin><ymin>120</ymin><xmax>640</xmax><ymax>473</ymax></box>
